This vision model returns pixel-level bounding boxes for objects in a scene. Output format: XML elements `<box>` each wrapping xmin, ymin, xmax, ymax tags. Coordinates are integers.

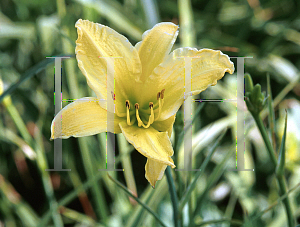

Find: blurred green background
<box><xmin>0</xmin><ymin>0</ymin><xmax>300</xmax><ymax>226</ymax></box>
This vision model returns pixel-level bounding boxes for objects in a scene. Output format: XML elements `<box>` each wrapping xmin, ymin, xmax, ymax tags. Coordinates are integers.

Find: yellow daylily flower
<box><xmin>51</xmin><ymin>19</ymin><xmax>234</xmax><ymax>187</ymax></box>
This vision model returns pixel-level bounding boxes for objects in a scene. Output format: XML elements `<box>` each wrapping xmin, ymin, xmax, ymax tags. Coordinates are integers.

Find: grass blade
<box><xmin>0</xmin><ymin>54</ymin><xmax>74</xmax><ymax>103</ymax></box>
<box><xmin>275</xmin><ymin>110</ymin><xmax>295</xmax><ymax>227</ymax></box>
<box><xmin>267</xmin><ymin>73</ymin><xmax>277</xmax><ymax>153</ymax></box>
<box><xmin>275</xmin><ymin>110</ymin><xmax>287</xmax><ymax>177</ymax></box>
<box><xmin>191</xmin><ymin>144</ymin><xmax>235</xmax><ymax>225</ymax></box>
<box><xmin>107</xmin><ymin>174</ymin><xmax>168</xmax><ymax>227</ymax></box>
<box><xmin>178</xmin><ymin>128</ymin><xmax>227</xmax><ymax>212</ymax></box>
<box><xmin>195</xmin><ymin>218</ymin><xmax>243</xmax><ymax>226</ymax></box>
<box><xmin>250</xmin><ymin>182</ymin><xmax>300</xmax><ymax>223</ymax></box>
<box><xmin>140</xmin><ymin>0</ymin><xmax>160</xmax><ymax>28</ymax></box>
<box><xmin>166</xmin><ymin>166</ymin><xmax>180</xmax><ymax>227</ymax></box>
<box><xmin>75</xmin><ymin>0</ymin><xmax>143</xmax><ymax>40</ymax></box>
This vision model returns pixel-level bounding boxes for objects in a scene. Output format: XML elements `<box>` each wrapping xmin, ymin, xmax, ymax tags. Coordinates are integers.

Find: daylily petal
<box><xmin>51</xmin><ymin>97</ymin><xmax>122</xmax><ymax>139</ymax></box>
<box><xmin>166</xmin><ymin>121</ymin><xmax>174</xmax><ymax>138</ymax></box>
<box><xmin>145</xmin><ymin>159</ymin><xmax>167</xmax><ymax>188</ymax></box>
<box><xmin>137</xmin><ymin>22</ymin><xmax>179</xmax><ymax>82</ymax></box>
<box><xmin>148</xmin><ymin>48</ymin><xmax>234</xmax><ymax>120</ymax></box>
<box><xmin>75</xmin><ymin>19</ymin><xmax>142</xmax><ymax>113</ymax></box>
<box><xmin>151</xmin><ymin>114</ymin><xmax>176</xmax><ymax>138</ymax></box>
<box><xmin>134</xmin><ymin>41</ymin><xmax>142</xmax><ymax>51</ymax></box>
<box><xmin>119</xmin><ymin>121</ymin><xmax>175</xmax><ymax>167</ymax></box>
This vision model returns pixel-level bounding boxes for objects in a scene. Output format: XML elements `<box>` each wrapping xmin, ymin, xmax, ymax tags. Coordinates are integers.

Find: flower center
<box><xmin>122</xmin><ymin>89</ymin><xmax>165</xmax><ymax>128</ymax></box>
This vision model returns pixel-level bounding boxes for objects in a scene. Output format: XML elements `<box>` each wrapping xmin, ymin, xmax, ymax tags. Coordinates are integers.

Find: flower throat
<box><xmin>120</xmin><ymin>89</ymin><xmax>165</xmax><ymax>128</ymax></box>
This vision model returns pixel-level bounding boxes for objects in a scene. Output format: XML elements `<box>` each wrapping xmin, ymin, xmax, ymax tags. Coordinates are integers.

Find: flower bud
<box><xmin>244</xmin><ymin>73</ymin><xmax>253</xmax><ymax>93</ymax></box>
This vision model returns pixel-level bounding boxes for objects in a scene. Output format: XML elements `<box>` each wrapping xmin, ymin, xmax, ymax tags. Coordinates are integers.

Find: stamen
<box><xmin>157</xmin><ymin>92</ymin><xmax>161</xmax><ymax>100</ymax></box>
<box><xmin>154</xmin><ymin>89</ymin><xmax>165</xmax><ymax>121</ymax></box>
<box><xmin>154</xmin><ymin>98</ymin><xmax>162</xmax><ymax>121</ymax></box>
<box><xmin>160</xmin><ymin>89</ymin><xmax>165</xmax><ymax>99</ymax></box>
<box><xmin>126</xmin><ymin>100</ymin><xmax>130</xmax><ymax>109</ymax></box>
<box><xmin>135</xmin><ymin>103</ymin><xmax>143</xmax><ymax>127</ymax></box>
<box><xmin>126</xmin><ymin>100</ymin><xmax>135</xmax><ymax>126</ymax></box>
<box><xmin>149</xmin><ymin>102</ymin><xmax>154</xmax><ymax>124</ymax></box>
<box><xmin>125</xmin><ymin>89</ymin><xmax>166</xmax><ymax>127</ymax></box>
<box><xmin>160</xmin><ymin>89</ymin><xmax>165</xmax><ymax>106</ymax></box>
<box><xmin>135</xmin><ymin>103</ymin><xmax>153</xmax><ymax>128</ymax></box>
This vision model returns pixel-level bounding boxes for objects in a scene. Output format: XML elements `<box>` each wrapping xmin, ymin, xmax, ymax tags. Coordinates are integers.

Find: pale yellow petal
<box><xmin>134</xmin><ymin>41</ymin><xmax>142</xmax><ymax>51</ymax></box>
<box><xmin>145</xmin><ymin>159</ymin><xmax>168</xmax><ymax>188</ymax></box>
<box><xmin>137</xmin><ymin>22</ymin><xmax>179</xmax><ymax>82</ymax></box>
<box><xmin>151</xmin><ymin>114</ymin><xmax>175</xmax><ymax>138</ymax></box>
<box><xmin>51</xmin><ymin>97</ymin><xmax>122</xmax><ymax>139</ymax></box>
<box><xmin>166</xmin><ymin>122</ymin><xmax>174</xmax><ymax>138</ymax></box>
<box><xmin>75</xmin><ymin>19</ymin><xmax>142</xmax><ymax>112</ymax></box>
<box><xmin>147</xmin><ymin>48</ymin><xmax>234</xmax><ymax>120</ymax></box>
<box><xmin>119</xmin><ymin>122</ymin><xmax>175</xmax><ymax>167</ymax></box>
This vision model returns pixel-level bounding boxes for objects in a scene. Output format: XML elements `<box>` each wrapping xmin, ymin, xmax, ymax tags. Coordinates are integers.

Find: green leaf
<box><xmin>267</xmin><ymin>73</ymin><xmax>276</xmax><ymax>152</ymax></box>
<box><xmin>175</xmin><ymin>102</ymin><xmax>206</xmax><ymax>152</ymax></box>
<box><xmin>107</xmin><ymin>174</ymin><xmax>168</xmax><ymax>227</ymax></box>
<box><xmin>0</xmin><ymin>54</ymin><xmax>74</xmax><ymax>103</ymax></box>
<box><xmin>249</xmin><ymin>182</ymin><xmax>300</xmax><ymax>223</ymax></box>
<box><xmin>195</xmin><ymin>218</ymin><xmax>243</xmax><ymax>226</ymax></box>
<box><xmin>178</xmin><ymin>128</ymin><xmax>227</xmax><ymax>212</ymax></box>
<box><xmin>192</xmin><ymin>144</ymin><xmax>235</xmax><ymax>221</ymax></box>
<box><xmin>140</xmin><ymin>0</ymin><xmax>160</xmax><ymax>28</ymax></box>
<box><xmin>166</xmin><ymin>166</ymin><xmax>180</xmax><ymax>227</ymax></box>
<box><xmin>75</xmin><ymin>0</ymin><xmax>143</xmax><ymax>40</ymax></box>
<box><xmin>275</xmin><ymin>110</ymin><xmax>288</xmax><ymax>177</ymax></box>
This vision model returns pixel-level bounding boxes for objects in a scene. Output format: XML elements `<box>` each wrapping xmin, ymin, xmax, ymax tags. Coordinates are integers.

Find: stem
<box><xmin>178</xmin><ymin>0</ymin><xmax>195</xmax><ymax>47</ymax></box>
<box><xmin>252</xmin><ymin>114</ymin><xmax>294</xmax><ymax>227</ymax></box>
<box><xmin>165</xmin><ymin>166</ymin><xmax>180</xmax><ymax>227</ymax></box>
<box><xmin>252</xmin><ymin>114</ymin><xmax>277</xmax><ymax>166</ymax></box>
<box><xmin>276</xmin><ymin>175</ymin><xmax>295</xmax><ymax>227</ymax></box>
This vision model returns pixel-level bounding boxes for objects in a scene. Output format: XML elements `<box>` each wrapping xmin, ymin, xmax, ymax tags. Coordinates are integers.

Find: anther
<box><xmin>135</xmin><ymin>103</ymin><xmax>139</xmax><ymax>109</ymax></box>
<box><xmin>154</xmin><ymin>89</ymin><xmax>165</xmax><ymax>121</ymax></box>
<box><xmin>126</xmin><ymin>100</ymin><xmax>130</xmax><ymax>109</ymax></box>
<box><xmin>149</xmin><ymin>102</ymin><xmax>153</xmax><ymax>108</ymax></box>
<box><xmin>157</xmin><ymin>92</ymin><xmax>161</xmax><ymax>100</ymax></box>
<box><xmin>161</xmin><ymin>89</ymin><xmax>165</xmax><ymax>99</ymax></box>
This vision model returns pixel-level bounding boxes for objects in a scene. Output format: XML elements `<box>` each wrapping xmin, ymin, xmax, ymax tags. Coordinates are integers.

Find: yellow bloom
<box><xmin>51</xmin><ymin>19</ymin><xmax>234</xmax><ymax>187</ymax></box>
